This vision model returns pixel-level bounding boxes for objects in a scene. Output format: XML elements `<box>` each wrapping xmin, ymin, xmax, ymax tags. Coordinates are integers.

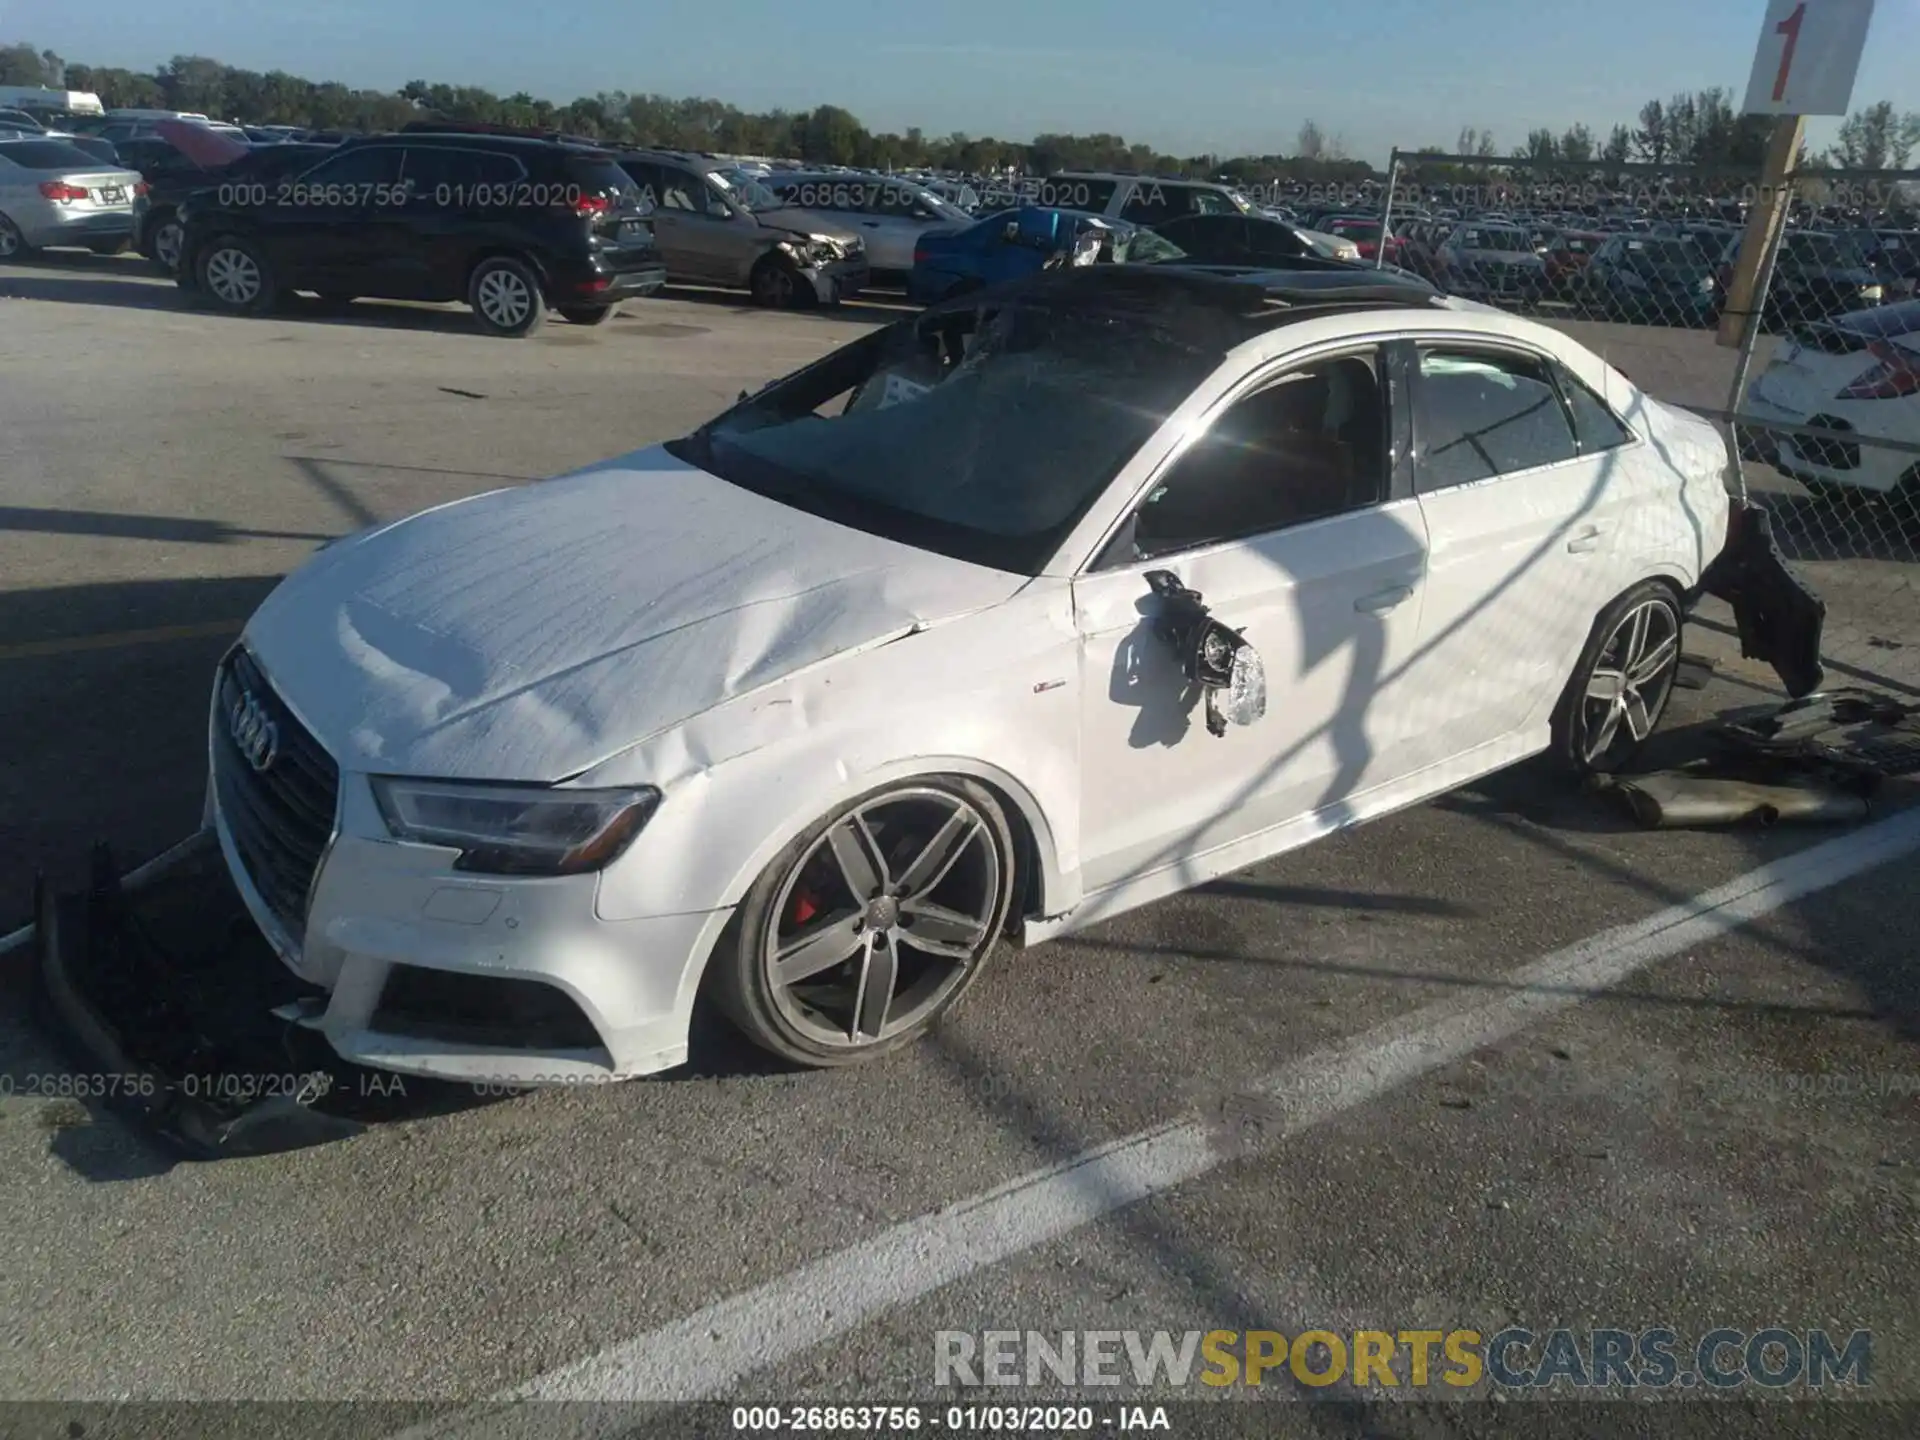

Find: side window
<box><xmin>475</xmin><ymin>153</ymin><xmax>524</xmax><ymax>185</ymax></box>
<box><xmin>652</xmin><ymin>166</ymin><xmax>700</xmax><ymax>212</ymax></box>
<box><xmin>295</xmin><ymin>146</ymin><xmax>402</xmax><ymax>188</ymax></box>
<box><xmin>622</xmin><ymin>162</ymin><xmax>664</xmax><ymax>211</ymax></box>
<box><xmin>397</xmin><ymin>146</ymin><xmax>458</xmax><ymax>196</ymax></box>
<box><xmin>1557</xmin><ymin>365</ymin><xmax>1636</xmax><ymax>452</ymax></box>
<box><xmin>1414</xmin><ymin>348</ymin><xmax>1579</xmax><ymax>492</ymax></box>
<box><xmin>1125</xmin><ymin>352</ymin><xmax>1390</xmax><ymax>561</ymax></box>
<box><xmin>400</xmin><ymin>148</ymin><xmax>524</xmax><ymax>201</ymax></box>
<box><xmin>1117</xmin><ymin>181</ymin><xmax>1176</xmax><ymax>224</ymax></box>
<box><xmin>1190</xmin><ymin>189</ymin><xmax>1235</xmax><ymax>216</ymax></box>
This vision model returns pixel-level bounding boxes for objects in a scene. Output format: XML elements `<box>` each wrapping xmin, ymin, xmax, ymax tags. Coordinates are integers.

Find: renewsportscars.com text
<box><xmin>934</xmin><ymin>1328</ymin><xmax>1872</xmax><ymax>1391</ymax></box>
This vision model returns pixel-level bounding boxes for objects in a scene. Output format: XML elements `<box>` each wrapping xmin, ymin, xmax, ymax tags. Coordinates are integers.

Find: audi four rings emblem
<box><xmin>228</xmin><ymin>686</ymin><xmax>280</xmax><ymax>772</ymax></box>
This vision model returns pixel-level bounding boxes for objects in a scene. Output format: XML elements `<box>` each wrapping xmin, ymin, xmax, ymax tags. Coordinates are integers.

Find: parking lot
<box><xmin>2</xmin><ymin>253</ymin><xmax>1918</xmax><ymax>1434</ymax></box>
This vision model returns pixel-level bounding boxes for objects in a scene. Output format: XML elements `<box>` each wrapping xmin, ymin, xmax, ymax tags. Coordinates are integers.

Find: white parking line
<box><xmin>401</xmin><ymin>807</ymin><xmax>1920</xmax><ymax>1433</ymax></box>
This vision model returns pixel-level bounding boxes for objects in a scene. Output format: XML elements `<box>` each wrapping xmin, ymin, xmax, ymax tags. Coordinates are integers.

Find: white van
<box><xmin>0</xmin><ymin>87</ymin><xmax>105</xmax><ymax>119</ymax></box>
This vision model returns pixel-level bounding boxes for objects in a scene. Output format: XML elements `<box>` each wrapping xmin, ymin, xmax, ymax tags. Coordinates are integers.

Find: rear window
<box><xmin>0</xmin><ymin>139</ymin><xmax>100</xmax><ymax>169</ymax></box>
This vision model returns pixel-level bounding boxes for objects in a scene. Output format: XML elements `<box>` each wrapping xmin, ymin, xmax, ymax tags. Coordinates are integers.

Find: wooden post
<box><xmin>1716</xmin><ymin>113</ymin><xmax>1806</xmax><ymax>348</ymax></box>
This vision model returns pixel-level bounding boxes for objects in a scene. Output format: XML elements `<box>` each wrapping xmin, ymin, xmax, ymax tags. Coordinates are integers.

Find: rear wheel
<box><xmin>1551</xmin><ymin>582</ymin><xmax>1685</xmax><ymax>775</ymax></box>
<box><xmin>709</xmin><ymin>777</ymin><xmax>1017</xmax><ymax>1067</ymax></box>
<box><xmin>468</xmin><ymin>256</ymin><xmax>545</xmax><ymax>337</ymax></box>
<box><xmin>196</xmin><ymin>235</ymin><xmax>279</xmax><ymax>314</ymax></box>
<box><xmin>0</xmin><ymin>214</ymin><xmax>32</xmax><ymax>259</ymax></box>
<box><xmin>558</xmin><ymin>304</ymin><xmax>614</xmax><ymax>326</ymax></box>
<box><xmin>148</xmin><ymin>213</ymin><xmax>184</xmax><ymax>274</ymax></box>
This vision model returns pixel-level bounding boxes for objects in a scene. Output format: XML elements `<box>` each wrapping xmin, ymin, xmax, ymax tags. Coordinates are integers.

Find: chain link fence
<box><xmin>1368</xmin><ymin>152</ymin><xmax>1920</xmax><ymax>692</ymax></box>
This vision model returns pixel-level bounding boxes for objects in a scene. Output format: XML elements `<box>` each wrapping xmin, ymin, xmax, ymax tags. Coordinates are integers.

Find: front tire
<box><xmin>710</xmin><ymin>777</ymin><xmax>1017</xmax><ymax>1067</ymax></box>
<box><xmin>1551</xmin><ymin>581</ymin><xmax>1685</xmax><ymax>775</ymax></box>
<box><xmin>196</xmin><ymin>235</ymin><xmax>278</xmax><ymax>313</ymax></box>
<box><xmin>749</xmin><ymin>253</ymin><xmax>809</xmax><ymax>309</ymax></box>
<box><xmin>468</xmin><ymin>255</ymin><xmax>546</xmax><ymax>337</ymax></box>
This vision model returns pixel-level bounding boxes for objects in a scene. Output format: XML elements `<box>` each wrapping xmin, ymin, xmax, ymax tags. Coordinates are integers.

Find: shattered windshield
<box><xmin>669</xmin><ymin>301</ymin><xmax>1223</xmax><ymax>573</ymax></box>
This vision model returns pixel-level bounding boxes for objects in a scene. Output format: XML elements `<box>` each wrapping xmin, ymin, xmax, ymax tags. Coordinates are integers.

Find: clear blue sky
<box><xmin>11</xmin><ymin>0</ymin><xmax>1920</xmax><ymax>161</ymax></box>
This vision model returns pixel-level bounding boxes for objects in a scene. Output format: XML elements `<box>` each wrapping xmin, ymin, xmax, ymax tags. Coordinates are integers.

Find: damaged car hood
<box><xmin>241</xmin><ymin>446</ymin><xmax>1026</xmax><ymax>781</ymax></box>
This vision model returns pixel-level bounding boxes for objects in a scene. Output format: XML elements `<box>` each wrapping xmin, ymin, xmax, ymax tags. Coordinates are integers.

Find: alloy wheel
<box><xmin>205</xmin><ymin>246</ymin><xmax>262</xmax><ymax>305</ymax></box>
<box><xmin>762</xmin><ymin>788</ymin><xmax>1001</xmax><ymax>1048</ymax></box>
<box><xmin>0</xmin><ymin>219</ymin><xmax>22</xmax><ymax>258</ymax></box>
<box><xmin>476</xmin><ymin>268</ymin><xmax>533</xmax><ymax>330</ymax></box>
<box><xmin>1581</xmin><ymin>597</ymin><xmax>1680</xmax><ymax>766</ymax></box>
<box><xmin>153</xmin><ymin>221</ymin><xmax>183</xmax><ymax>271</ymax></box>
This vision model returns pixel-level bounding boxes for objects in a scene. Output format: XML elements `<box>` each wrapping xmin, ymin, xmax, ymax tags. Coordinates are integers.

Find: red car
<box><xmin>1322</xmin><ymin>214</ymin><xmax>1405</xmax><ymax>264</ymax></box>
<box><xmin>1544</xmin><ymin>231</ymin><xmax>1608</xmax><ymax>293</ymax></box>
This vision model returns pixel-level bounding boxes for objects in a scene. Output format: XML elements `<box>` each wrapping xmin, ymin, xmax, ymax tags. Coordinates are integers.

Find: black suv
<box><xmin>175</xmin><ymin>132</ymin><xmax>666</xmax><ymax>336</ymax></box>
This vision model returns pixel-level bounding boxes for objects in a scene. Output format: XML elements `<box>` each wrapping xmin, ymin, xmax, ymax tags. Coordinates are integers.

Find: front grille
<box><xmin>212</xmin><ymin>648</ymin><xmax>339</xmax><ymax>943</ymax></box>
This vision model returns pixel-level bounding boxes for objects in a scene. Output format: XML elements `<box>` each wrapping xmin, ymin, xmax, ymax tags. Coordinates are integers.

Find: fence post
<box><xmin>1376</xmin><ymin>153</ymin><xmax>1401</xmax><ymax>270</ymax></box>
<box><xmin>1721</xmin><ymin>165</ymin><xmax>1802</xmax><ymax>508</ymax></box>
<box><xmin>1717</xmin><ymin>115</ymin><xmax>1805</xmax><ymax>350</ymax></box>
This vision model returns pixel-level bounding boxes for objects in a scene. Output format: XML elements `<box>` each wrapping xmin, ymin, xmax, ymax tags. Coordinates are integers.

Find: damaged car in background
<box><xmin>39</xmin><ymin>265</ymin><xmax>1831</xmax><ymax>1130</ymax></box>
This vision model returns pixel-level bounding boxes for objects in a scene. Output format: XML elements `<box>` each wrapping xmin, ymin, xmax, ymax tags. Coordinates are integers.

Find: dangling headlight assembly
<box><xmin>371</xmin><ymin>778</ymin><xmax>662</xmax><ymax>876</ymax></box>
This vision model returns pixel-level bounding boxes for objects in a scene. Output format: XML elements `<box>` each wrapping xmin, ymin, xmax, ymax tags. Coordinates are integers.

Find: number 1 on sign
<box><xmin>1773</xmin><ymin>1</ymin><xmax>1806</xmax><ymax>102</ymax></box>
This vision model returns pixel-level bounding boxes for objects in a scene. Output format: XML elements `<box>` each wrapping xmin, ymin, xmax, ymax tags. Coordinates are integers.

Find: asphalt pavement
<box><xmin>0</xmin><ymin>254</ymin><xmax>1915</xmax><ymax>1439</ymax></box>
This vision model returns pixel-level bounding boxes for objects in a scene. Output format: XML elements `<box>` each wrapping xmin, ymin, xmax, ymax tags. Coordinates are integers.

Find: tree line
<box><xmin>2</xmin><ymin>40</ymin><xmax>1915</xmax><ymax>185</ymax></box>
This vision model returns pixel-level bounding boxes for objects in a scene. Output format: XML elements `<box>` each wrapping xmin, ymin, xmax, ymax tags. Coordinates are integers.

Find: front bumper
<box><xmin>802</xmin><ymin>256</ymin><xmax>869</xmax><ymax>303</ymax></box>
<box><xmin>213</xmin><ymin>792</ymin><xmax>728</xmax><ymax>1085</ymax></box>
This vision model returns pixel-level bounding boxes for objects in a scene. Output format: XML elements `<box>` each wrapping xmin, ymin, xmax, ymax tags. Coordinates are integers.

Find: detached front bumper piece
<box><xmin>1699</xmin><ymin>497</ymin><xmax>1827</xmax><ymax>699</ymax></box>
<box><xmin>30</xmin><ymin>831</ymin><xmax>379</xmax><ymax>1159</ymax></box>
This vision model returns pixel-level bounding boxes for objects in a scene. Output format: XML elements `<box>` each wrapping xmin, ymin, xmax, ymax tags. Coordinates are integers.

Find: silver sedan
<box><xmin>0</xmin><ymin>137</ymin><xmax>145</xmax><ymax>258</ymax></box>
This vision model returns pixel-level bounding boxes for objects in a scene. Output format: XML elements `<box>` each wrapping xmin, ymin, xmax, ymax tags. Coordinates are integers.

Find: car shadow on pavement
<box><xmin>656</xmin><ymin>283</ymin><xmax>913</xmax><ymax>325</ymax></box>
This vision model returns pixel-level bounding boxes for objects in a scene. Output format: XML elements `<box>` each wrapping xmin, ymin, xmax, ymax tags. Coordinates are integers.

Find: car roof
<box><xmin>919</xmin><ymin>264</ymin><xmax>1449</xmax><ymax>351</ymax></box>
<box><xmin>347</xmin><ymin>131</ymin><xmax>610</xmax><ymax>155</ymax></box>
<box><xmin>1050</xmin><ymin>170</ymin><xmax>1233</xmax><ymax>189</ymax></box>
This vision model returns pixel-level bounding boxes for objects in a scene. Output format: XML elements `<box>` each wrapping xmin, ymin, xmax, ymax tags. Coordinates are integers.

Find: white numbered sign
<box><xmin>1742</xmin><ymin>0</ymin><xmax>1876</xmax><ymax>116</ymax></box>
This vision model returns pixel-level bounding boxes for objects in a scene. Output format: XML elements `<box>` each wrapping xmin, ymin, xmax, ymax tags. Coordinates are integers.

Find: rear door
<box><xmin>1403</xmin><ymin>342</ymin><xmax>1631</xmax><ymax>766</ymax></box>
<box><xmin>390</xmin><ymin>146</ymin><xmax>516</xmax><ymax>300</ymax></box>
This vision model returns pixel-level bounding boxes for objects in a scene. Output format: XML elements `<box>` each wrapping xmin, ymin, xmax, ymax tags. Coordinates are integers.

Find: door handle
<box><xmin>1355</xmin><ymin>584</ymin><xmax>1414</xmax><ymax>614</ymax></box>
<box><xmin>1566</xmin><ymin>525</ymin><xmax>1605</xmax><ymax>554</ymax></box>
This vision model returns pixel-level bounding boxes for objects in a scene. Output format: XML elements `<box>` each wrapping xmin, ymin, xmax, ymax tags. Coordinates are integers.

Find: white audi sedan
<box><xmin>211</xmin><ymin>267</ymin><xmax>1731</xmax><ymax>1082</ymax></box>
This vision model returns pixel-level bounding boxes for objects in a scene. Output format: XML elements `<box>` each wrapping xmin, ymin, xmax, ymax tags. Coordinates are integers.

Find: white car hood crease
<box><xmin>242</xmin><ymin>446</ymin><xmax>1026</xmax><ymax>782</ymax></box>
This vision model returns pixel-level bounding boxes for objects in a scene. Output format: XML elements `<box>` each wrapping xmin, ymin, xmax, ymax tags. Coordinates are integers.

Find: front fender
<box><xmin>578</xmin><ymin>581</ymin><xmax>1085</xmax><ymax>930</ymax></box>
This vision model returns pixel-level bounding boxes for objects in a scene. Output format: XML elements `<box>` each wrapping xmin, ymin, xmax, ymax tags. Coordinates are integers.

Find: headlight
<box><xmin>1699</xmin><ymin>276</ymin><xmax>1715</xmax><ymax>294</ymax></box>
<box><xmin>371</xmin><ymin>778</ymin><xmax>662</xmax><ymax>876</ymax></box>
<box><xmin>1861</xmin><ymin>284</ymin><xmax>1883</xmax><ymax>301</ymax></box>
